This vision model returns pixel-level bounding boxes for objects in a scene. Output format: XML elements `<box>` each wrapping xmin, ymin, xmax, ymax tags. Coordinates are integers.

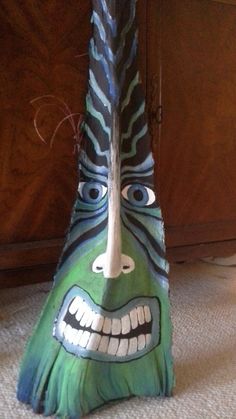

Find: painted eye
<box><xmin>121</xmin><ymin>184</ymin><xmax>155</xmax><ymax>206</ymax></box>
<box><xmin>78</xmin><ymin>182</ymin><xmax>107</xmax><ymax>204</ymax></box>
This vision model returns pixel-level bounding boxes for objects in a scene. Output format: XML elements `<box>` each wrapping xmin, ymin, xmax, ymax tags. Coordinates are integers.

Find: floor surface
<box><xmin>0</xmin><ymin>261</ymin><xmax>235</xmax><ymax>419</ymax></box>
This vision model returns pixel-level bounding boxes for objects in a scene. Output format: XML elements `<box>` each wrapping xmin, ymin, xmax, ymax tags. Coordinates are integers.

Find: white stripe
<box><xmin>121</xmin><ymin>72</ymin><xmax>140</xmax><ymax>111</ymax></box>
<box><xmin>89</xmin><ymin>70</ymin><xmax>111</xmax><ymax>113</ymax></box>
<box><xmin>121</xmin><ymin>102</ymin><xmax>145</xmax><ymax>143</ymax></box>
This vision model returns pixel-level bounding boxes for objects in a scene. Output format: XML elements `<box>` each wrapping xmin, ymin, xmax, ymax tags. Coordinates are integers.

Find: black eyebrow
<box><xmin>78</xmin><ymin>176</ymin><xmax>107</xmax><ymax>187</ymax></box>
<box><xmin>79</xmin><ymin>162</ymin><xmax>108</xmax><ymax>177</ymax></box>
<box><xmin>121</xmin><ymin>176</ymin><xmax>154</xmax><ymax>187</ymax></box>
<box><xmin>121</xmin><ymin>166</ymin><xmax>153</xmax><ymax>175</ymax></box>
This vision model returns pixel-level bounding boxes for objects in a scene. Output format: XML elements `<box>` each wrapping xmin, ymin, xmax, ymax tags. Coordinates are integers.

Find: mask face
<box><xmin>17</xmin><ymin>1</ymin><xmax>174</xmax><ymax>417</ymax></box>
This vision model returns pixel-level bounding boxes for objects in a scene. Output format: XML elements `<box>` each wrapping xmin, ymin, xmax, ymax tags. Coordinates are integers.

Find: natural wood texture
<box><xmin>147</xmin><ymin>0</ymin><xmax>162</xmax><ymax>199</ymax></box>
<box><xmin>0</xmin><ymin>239</ymin><xmax>63</xmax><ymax>270</ymax></box>
<box><xmin>166</xmin><ymin>220</ymin><xmax>236</xmax><ymax>248</ymax></box>
<box><xmin>0</xmin><ymin>1</ymin><xmax>91</xmax><ymax>245</ymax></box>
<box><xmin>2</xmin><ymin>0</ymin><xmax>236</xmax><ymax>288</ymax></box>
<box><xmin>167</xmin><ymin>239</ymin><xmax>236</xmax><ymax>263</ymax></box>
<box><xmin>150</xmin><ymin>0</ymin><xmax>236</xmax><ymax>247</ymax></box>
<box><xmin>0</xmin><ymin>1</ymin><xmax>147</xmax><ymax>287</ymax></box>
<box><xmin>2</xmin><ymin>236</ymin><xmax>236</xmax><ymax>288</ymax></box>
<box><xmin>211</xmin><ymin>0</ymin><xmax>236</xmax><ymax>5</ymax></box>
<box><xmin>0</xmin><ymin>0</ymin><xmax>147</xmax><ymax>245</ymax></box>
<box><xmin>0</xmin><ymin>264</ymin><xmax>56</xmax><ymax>289</ymax></box>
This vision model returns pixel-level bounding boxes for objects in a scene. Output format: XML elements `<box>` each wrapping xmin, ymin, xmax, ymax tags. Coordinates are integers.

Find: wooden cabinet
<box><xmin>0</xmin><ymin>0</ymin><xmax>147</xmax><ymax>286</ymax></box>
<box><xmin>148</xmin><ymin>0</ymin><xmax>236</xmax><ymax>261</ymax></box>
<box><xmin>0</xmin><ymin>1</ymin><xmax>92</xmax><ymax>286</ymax></box>
<box><xmin>1</xmin><ymin>0</ymin><xmax>236</xmax><ymax>287</ymax></box>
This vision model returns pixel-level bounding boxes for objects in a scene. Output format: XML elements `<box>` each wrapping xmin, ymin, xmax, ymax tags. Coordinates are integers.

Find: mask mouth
<box><xmin>53</xmin><ymin>286</ymin><xmax>160</xmax><ymax>362</ymax></box>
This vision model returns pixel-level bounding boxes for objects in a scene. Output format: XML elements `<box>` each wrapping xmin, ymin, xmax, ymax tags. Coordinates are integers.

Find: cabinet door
<box><xmin>0</xmin><ymin>1</ymin><xmax>91</xmax><ymax>246</ymax></box>
<box><xmin>148</xmin><ymin>0</ymin><xmax>236</xmax><ymax>260</ymax></box>
<box><xmin>0</xmin><ymin>1</ymin><xmax>147</xmax><ymax>286</ymax></box>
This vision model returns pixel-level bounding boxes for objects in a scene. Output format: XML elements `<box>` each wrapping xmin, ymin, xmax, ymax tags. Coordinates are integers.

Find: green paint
<box><xmin>18</xmin><ymin>228</ymin><xmax>174</xmax><ymax>417</ymax></box>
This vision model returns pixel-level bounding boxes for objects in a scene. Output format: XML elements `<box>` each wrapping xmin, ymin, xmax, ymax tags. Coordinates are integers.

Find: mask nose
<box><xmin>99</xmin><ymin>111</ymin><xmax>135</xmax><ymax>278</ymax></box>
<box><xmin>92</xmin><ymin>253</ymin><xmax>135</xmax><ymax>277</ymax></box>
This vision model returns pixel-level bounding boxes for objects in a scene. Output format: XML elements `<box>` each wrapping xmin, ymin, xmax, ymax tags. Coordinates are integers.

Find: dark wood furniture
<box><xmin>1</xmin><ymin>0</ymin><xmax>236</xmax><ymax>287</ymax></box>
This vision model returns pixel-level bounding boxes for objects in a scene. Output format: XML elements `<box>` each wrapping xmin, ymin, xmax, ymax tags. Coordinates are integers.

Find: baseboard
<box><xmin>1</xmin><ymin>237</ymin><xmax>236</xmax><ymax>288</ymax></box>
<box><xmin>167</xmin><ymin>239</ymin><xmax>236</xmax><ymax>262</ymax></box>
<box><xmin>165</xmin><ymin>220</ymin><xmax>236</xmax><ymax>247</ymax></box>
<box><xmin>0</xmin><ymin>264</ymin><xmax>56</xmax><ymax>288</ymax></box>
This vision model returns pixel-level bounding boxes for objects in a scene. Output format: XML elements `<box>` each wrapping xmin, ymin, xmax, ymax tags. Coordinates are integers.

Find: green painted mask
<box><xmin>17</xmin><ymin>1</ymin><xmax>174</xmax><ymax>417</ymax></box>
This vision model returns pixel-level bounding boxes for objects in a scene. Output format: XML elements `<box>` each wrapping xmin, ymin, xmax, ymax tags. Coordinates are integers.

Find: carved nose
<box><xmin>92</xmin><ymin>253</ymin><xmax>135</xmax><ymax>278</ymax></box>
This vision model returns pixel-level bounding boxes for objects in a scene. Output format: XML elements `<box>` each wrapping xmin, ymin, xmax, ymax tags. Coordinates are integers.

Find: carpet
<box><xmin>0</xmin><ymin>261</ymin><xmax>235</xmax><ymax>419</ymax></box>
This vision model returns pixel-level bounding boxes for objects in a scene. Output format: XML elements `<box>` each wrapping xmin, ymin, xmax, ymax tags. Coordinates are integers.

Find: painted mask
<box><xmin>17</xmin><ymin>1</ymin><xmax>174</xmax><ymax>417</ymax></box>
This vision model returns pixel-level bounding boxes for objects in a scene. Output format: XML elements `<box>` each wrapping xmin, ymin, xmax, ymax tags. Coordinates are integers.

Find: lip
<box><xmin>53</xmin><ymin>286</ymin><xmax>160</xmax><ymax>362</ymax></box>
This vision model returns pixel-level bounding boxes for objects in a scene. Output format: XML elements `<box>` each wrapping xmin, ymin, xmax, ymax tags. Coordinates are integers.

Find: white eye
<box><xmin>78</xmin><ymin>182</ymin><xmax>107</xmax><ymax>203</ymax></box>
<box><xmin>121</xmin><ymin>184</ymin><xmax>156</xmax><ymax>206</ymax></box>
<box><xmin>78</xmin><ymin>182</ymin><xmax>85</xmax><ymax>196</ymax></box>
<box><xmin>100</xmin><ymin>185</ymin><xmax>107</xmax><ymax>197</ymax></box>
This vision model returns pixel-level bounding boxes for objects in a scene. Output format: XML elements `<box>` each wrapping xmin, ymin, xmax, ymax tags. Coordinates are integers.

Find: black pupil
<box><xmin>133</xmin><ymin>189</ymin><xmax>143</xmax><ymax>201</ymax></box>
<box><xmin>89</xmin><ymin>188</ymin><xmax>99</xmax><ymax>199</ymax></box>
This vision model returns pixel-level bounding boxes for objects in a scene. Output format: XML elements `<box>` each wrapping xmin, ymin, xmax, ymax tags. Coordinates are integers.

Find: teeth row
<box><xmin>67</xmin><ymin>297</ymin><xmax>152</xmax><ymax>336</ymax></box>
<box><xmin>59</xmin><ymin>321</ymin><xmax>152</xmax><ymax>356</ymax></box>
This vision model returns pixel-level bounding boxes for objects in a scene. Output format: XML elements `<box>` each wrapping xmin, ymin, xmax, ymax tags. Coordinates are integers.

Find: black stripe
<box><xmin>58</xmin><ymin>218</ymin><xmax>107</xmax><ymax>269</ymax></box>
<box><xmin>75</xmin><ymin>202</ymin><xmax>108</xmax><ymax>213</ymax></box>
<box><xmin>122</xmin><ymin>218</ymin><xmax>168</xmax><ymax>279</ymax></box>
<box><xmin>121</xmin><ymin>166</ymin><xmax>153</xmax><ymax>176</ymax></box>
<box><xmin>70</xmin><ymin>208</ymin><xmax>108</xmax><ymax>231</ymax></box>
<box><xmin>79</xmin><ymin>161</ymin><xmax>108</xmax><ymax>179</ymax></box>
<box><xmin>121</xmin><ymin>177</ymin><xmax>155</xmax><ymax>188</ymax></box>
<box><xmin>125</xmin><ymin>212</ymin><xmax>166</xmax><ymax>259</ymax></box>
<box><xmin>122</xmin><ymin>204</ymin><xmax>162</xmax><ymax>221</ymax></box>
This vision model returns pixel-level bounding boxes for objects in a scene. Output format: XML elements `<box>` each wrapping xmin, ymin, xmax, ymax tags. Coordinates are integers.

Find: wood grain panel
<box><xmin>0</xmin><ymin>239</ymin><xmax>63</xmax><ymax>270</ymax></box>
<box><xmin>147</xmin><ymin>0</ymin><xmax>162</xmax><ymax>199</ymax></box>
<box><xmin>2</xmin><ymin>235</ymin><xmax>236</xmax><ymax>288</ymax></box>
<box><xmin>0</xmin><ymin>1</ymin><xmax>147</xmax><ymax>247</ymax></box>
<box><xmin>0</xmin><ymin>1</ymin><xmax>148</xmax><ymax>286</ymax></box>
<box><xmin>0</xmin><ymin>264</ymin><xmax>56</xmax><ymax>289</ymax></box>
<box><xmin>157</xmin><ymin>0</ymin><xmax>236</xmax><ymax>243</ymax></box>
<box><xmin>210</xmin><ymin>0</ymin><xmax>236</xmax><ymax>5</ymax></box>
<box><xmin>0</xmin><ymin>1</ymin><xmax>92</xmax><ymax>245</ymax></box>
<box><xmin>167</xmin><ymin>238</ymin><xmax>236</xmax><ymax>262</ymax></box>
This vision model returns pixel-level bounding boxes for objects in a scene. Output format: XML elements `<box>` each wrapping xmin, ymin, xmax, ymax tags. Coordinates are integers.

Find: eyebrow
<box><xmin>79</xmin><ymin>174</ymin><xmax>108</xmax><ymax>186</ymax></box>
<box><xmin>121</xmin><ymin>174</ymin><xmax>154</xmax><ymax>187</ymax></box>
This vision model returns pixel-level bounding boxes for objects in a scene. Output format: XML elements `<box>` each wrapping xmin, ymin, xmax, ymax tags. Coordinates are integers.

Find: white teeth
<box><xmin>85</xmin><ymin>311</ymin><xmax>94</xmax><ymax>328</ymax></box>
<box><xmin>69</xmin><ymin>297</ymin><xmax>83</xmax><ymax>315</ymax></box>
<box><xmin>86</xmin><ymin>333</ymin><xmax>102</xmax><ymax>351</ymax></box>
<box><xmin>137</xmin><ymin>306</ymin><xmax>145</xmax><ymax>325</ymax></box>
<box><xmin>73</xmin><ymin>330</ymin><xmax>83</xmax><ymax>345</ymax></box>
<box><xmin>121</xmin><ymin>315</ymin><xmax>131</xmax><ymax>335</ymax></box>
<box><xmin>70</xmin><ymin>329</ymin><xmax>78</xmax><ymax>345</ymax></box>
<box><xmin>91</xmin><ymin>314</ymin><xmax>104</xmax><ymax>332</ymax></box>
<box><xmin>138</xmin><ymin>334</ymin><xmax>146</xmax><ymax>351</ymax></box>
<box><xmin>58</xmin><ymin>320</ymin><xmax>67</xmax><ymax>337</ymax></box>
<box><xmin>103</xmin><ymin>317</ymin><xmax>112</xmax><ymax>334</ymax></box>
<box><xmin>80</xmin><ymin>309</ymin><xmax>93</xmax><ymax>327</ymax></box>
<box><xmin>98</xmin><ymin>336</ymin><xmax>109</xmax><ymax>353</ymax></box>
<box><xmin>64</xmin><ymin>325</ymin><xmax>73</xmax><ymax>343</ymax></box>
<box><xmin>107</xmin><ymin>338</ymin><xmax>119</xmax><ymax>355</ymax></box>
<box><xmin>128</xmin><ymin>337</ymin><xmax>138</xmax><ymax>355</ymax></box>
<box><xmin>146</xmin><ymin>334</ymin><xmax>151</xmax><ymax>346</ymax></box>
<box><xmin>58</xmin><ymin>299</ymin><xmax>153</xmax><ymax>357</ymax></box>
<box><xmin>111</xmin><ymin>318</ymin><xmax>121</xmax><ymax>335</ymax></box>
<box><xmin>116</xmin><ymin>339</ymin><xmax>129</xmax><ymax>356</ymax></box>
<box><xmin>144</xmin><ymin>306</ymin><xmax>152</xmax><ymax>323</ymax></box>
<box><xmin>75</xmin><ymin>301</ymin><xmax>87</xmax><ymax>322</ymax></box>
<box><xmin>144</xmin><ymin>305</ymin><xmax>151</xmax><ymax>323</ymax></box>
<box><xmin>79</xmin><ymin>331</ymin><xmax>90</xmax><ymax>348</ymax></box>
<box><xmin>130</xmin><ymin>308</ymin><xmax>138</xmax><ymax>329</ymax></box>
<box><xmin>71</xmin><ymin>328</ymin><xmax>79</xmax><ymax>345</ymax></box>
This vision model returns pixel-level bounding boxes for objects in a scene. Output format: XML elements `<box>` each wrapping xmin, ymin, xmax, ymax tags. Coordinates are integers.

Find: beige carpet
<box><xmin>0</xmin><ymin>261</ymin><xmax>235</xmax><ymax>419</ymax></box>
